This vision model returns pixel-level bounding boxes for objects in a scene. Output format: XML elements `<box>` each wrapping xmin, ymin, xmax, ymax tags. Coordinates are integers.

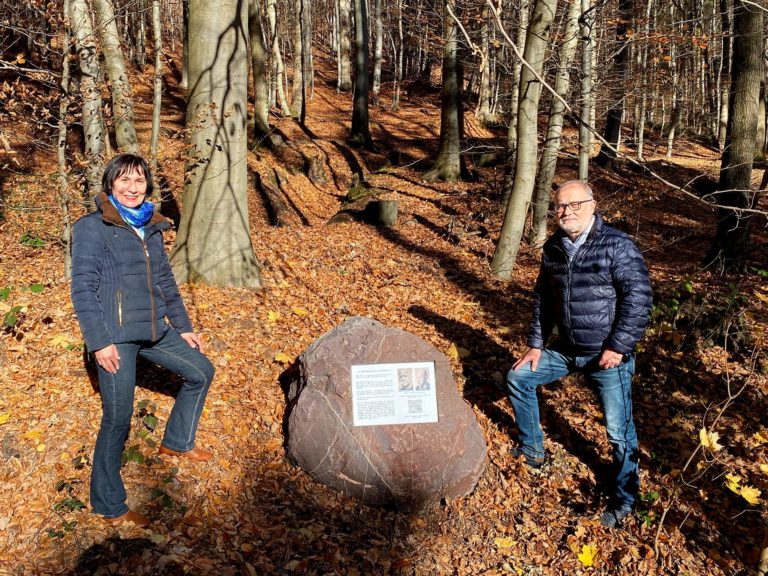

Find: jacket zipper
<box><xmin>142</xmin><ymin>240</ymin><xmax>156</xmax><ymax>341</ymax></box>
<box><xmin>116</xmin><ymin>289</ymin><xmax>123</xmax><ymax>327</ymax></box>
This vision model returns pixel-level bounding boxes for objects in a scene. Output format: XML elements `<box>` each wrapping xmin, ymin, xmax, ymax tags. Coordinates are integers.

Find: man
<box><xmin>507</xmin><ymin>180</ymin><xmax>652</xmax><ymax>528</ymax></box>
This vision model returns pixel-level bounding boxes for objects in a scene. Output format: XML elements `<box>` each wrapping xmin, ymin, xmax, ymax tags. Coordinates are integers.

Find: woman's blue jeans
<box><xmin>91</xmin><ymin>328</ymin><xmax>215</xmax><ymax>518</ymax></box>
<box><xmin>506</xmin><ymin>348</ymin><xmax>639</xmax><ymax>509</ymax></box>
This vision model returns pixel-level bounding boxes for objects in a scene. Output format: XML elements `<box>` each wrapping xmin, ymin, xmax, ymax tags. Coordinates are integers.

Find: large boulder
<box><xmin>286</xmin><ymin>316</ymin><xmax>486</xmax><ymax>509</ymax></box>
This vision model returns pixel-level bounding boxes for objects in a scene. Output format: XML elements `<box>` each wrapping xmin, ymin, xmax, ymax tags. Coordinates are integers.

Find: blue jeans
<box><xmin>91</xmin><ymin>328</ymin><xmax>215</xmax><ymax>518</ymax></box>
<box><xmin>506</xmin><ymin>348</ymin><xmax>639</xmax><ymax>509</ymax></box>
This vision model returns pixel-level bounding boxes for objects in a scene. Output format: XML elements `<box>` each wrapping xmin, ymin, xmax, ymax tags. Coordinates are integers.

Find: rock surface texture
<box><xmin>286</xmin><ymin>316</ymin><xmax>487</xmax><ymax>509</ymax></box>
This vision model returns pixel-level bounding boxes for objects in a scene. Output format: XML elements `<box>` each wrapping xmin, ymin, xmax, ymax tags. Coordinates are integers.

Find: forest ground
<box><xmin>1</xmin><ymin>52</ymin><xmax>767</xmax><ymax>575</ymax></box>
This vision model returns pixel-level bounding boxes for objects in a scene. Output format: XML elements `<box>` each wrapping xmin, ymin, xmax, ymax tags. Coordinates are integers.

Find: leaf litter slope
<box><xmin>0</xmin><ymin>53</ymin><xmax>766</xmax><ymax>575</ymax></box>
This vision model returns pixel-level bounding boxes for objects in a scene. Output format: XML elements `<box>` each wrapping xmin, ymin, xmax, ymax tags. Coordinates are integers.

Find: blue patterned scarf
<box><xmin>108</xmin><ymin>195</ymin><xmax>155</xmax><ymax>229</ymax></box>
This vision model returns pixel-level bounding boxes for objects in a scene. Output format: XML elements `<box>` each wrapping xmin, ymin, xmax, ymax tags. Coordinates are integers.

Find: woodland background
<box><xmin>0</xmin><ymin>0</ymin><xmax>767</xmax><ymax>574</ymax></box>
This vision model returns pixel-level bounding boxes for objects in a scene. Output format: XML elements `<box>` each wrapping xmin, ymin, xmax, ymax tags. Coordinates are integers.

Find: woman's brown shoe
<box><xmin>158</xmin><ymin>445</ymin><xmax>212</xmax><ymax>461</ymax></box>
<box><xmin>103</xmin><ymin>510</ymin><xmax>151</xmax><ymax>528</ymax></box>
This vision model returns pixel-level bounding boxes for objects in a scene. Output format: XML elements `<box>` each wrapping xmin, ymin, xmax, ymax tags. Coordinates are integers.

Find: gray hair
<box><xmin>556</xmin><ymin>180</ymin><xmax>593</xmax><ymax>199</ymax></box>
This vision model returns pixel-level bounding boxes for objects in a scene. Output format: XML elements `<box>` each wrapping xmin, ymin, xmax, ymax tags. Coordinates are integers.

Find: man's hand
<box><xmin>513</xmin><ymin>347</ymin><xmax>542</xmax><ymax>372</ymax></box>
<box><xmin>599</xmin><ymin>348</ymin><xmax>624</xmax><ymax>369</ymax></box>
<box><xmin>94</xmin><ymin>344</ymin><xmax>120</xmax><ymax>374</ymax></box>
<box><xmin>180</xmin><ymin>332</ymin><xmax>204</xmax><ymax>353</ymax></box>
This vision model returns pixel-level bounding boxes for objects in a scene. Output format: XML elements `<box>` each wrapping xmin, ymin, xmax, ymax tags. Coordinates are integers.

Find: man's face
<box><xmin>555</xmin><ymin>183</ymin><xmax>596</xmax><ymax>239</ymax></box>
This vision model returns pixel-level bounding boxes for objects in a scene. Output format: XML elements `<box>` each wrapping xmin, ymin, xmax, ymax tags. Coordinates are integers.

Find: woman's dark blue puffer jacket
<box><xmin>71</xmin><ymin>192</ymin><xmax>193</xmax><ymax>352</ymax></box>
<box><xmin>527</xmin><ymin>214</ymin><xmax>653</xmax><ymax>356</ymax></box>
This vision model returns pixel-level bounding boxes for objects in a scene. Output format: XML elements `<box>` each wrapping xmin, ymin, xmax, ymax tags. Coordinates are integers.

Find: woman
<box><xmin>71</xmin><ymin>154</ymin><xmax>215</xmax><ymax>527</ymax></box>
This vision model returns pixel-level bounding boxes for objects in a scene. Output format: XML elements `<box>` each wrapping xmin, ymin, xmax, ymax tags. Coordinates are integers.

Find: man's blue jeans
<box><xmin>91</xmin><ymin>328</ymin><xmax>215</xmax><ymax>518</ymax></box>
<box><xmin>506</xmin><ymin>348</ymin><xmax>639</xmax><ymax>510</ymax></box>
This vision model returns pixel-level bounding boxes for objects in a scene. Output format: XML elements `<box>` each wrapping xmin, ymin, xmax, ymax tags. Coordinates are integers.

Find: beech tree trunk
<box><xmin>349</xmin><ymin>0</ymin><xmax>373</xmax><ymax>148</ymax></box>
<box><xmin>372</xmin><ymin>0</ymin><xmax>383</xmax><ymax>106</ymax></box>
<box><xmin>530</xmin><ymin>0</ymin><xmax>581</xmax><ymax>248</ymax></box>
<box><xmin>475</xmin><ymin>4</ymin><xmax>492</xmax><ymax>124</ymax></box>
<box><xmin>717</xmin><ymin>0</ymin><xmax>731</xmax><ymax>150</ymax></box>
<box><xmin>60</xmin><ymin>0</ymin><xmax>73</xmax><ymax>278</ymax></box>
<box><xmin>596</xmin><ymin>0</ymin><xmax>632</xmax><ymax>168</ymax></box>
<box><xmin>249</xmin><ymin>0</ymin><xmax>271</xmax><ymax>147</ymax></box>
<box><xmin>170</xmin><ymin>0</ymin><xmax>261</xmax><ymax>288</ymax></box>
<box><xmin>267</xmin><ymin>0</ymin><xmax>291</xmax><ymax>116</ymax></box>
<box><xmin>578</xmin><ymin>0</ymin><xmax>593</xmax><ymax>180</ymax></box>
<box><xmin>337</xmin><ymin>0</ymin><xmax>353</xmax><ymax>91</ymax></box>
<box><xmin>292</xmin><ymin>0</ymin><xmax>306</xmax><ymax>120</ymax></box>
<box><xmin>704</xmin><ymin>0</ymin><xmax>763</xmax><ymax>272</ymax></box>
<box><xmin>70</xmin><ymin>0</ymin><xmax>105</xmax><ymax>205</ymax></box>
<box><xmin>423</xmin><ymin>0</ymin><xmax>465</xmax><ymax>182</ymax></box>
<box><xmin>150</xmin><ymin>0</ymin><xmax>162</xmax><ymax>170</ymax></box>
<box><xmin>392</xmin><ymin>0</ymin><xmax>404</xmax><ymax>111</ymax></box>
<box><xmin>92</xmin><ymin>0</ymin><xmax>139</xmax><ymax>153</ymax></box>
<box><xmin>491</xmin><ymin>0</ymin><xmax>557</xmax><ymax>278</ymax></box>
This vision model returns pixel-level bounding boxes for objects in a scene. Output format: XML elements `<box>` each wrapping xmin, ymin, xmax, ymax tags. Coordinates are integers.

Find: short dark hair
<box><xmin>101</xmin><ymin>154</ymin><xmax>154</xmax><ymax>197</ymax></box>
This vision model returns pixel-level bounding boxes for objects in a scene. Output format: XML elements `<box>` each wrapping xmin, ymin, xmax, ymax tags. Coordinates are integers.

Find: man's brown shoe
<box><xmin>103</xmin><ymin>510</ymin><xmax>151</xmax><ymax>528</ymax></box>
<box><xmin>158</xmin><ymin>445</ymin><xmax>212</xmax><ymax>462</ymax></box>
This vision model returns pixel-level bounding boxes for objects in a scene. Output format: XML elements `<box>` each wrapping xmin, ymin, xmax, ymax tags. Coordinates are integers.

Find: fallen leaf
<box><xmin>268</xmin><ymin>311</ymin><xmax>281</xmax><ymax>323</ymax></box>
<box><xmin>759</xmin><ymin>464</ymin><xmax>768</xmax><ymax>475</ymax></box>
<box><xmin>274</xmin><ymin>352</ymin><xmax>292</xmax><ymax>364</ymax></box>
<box><xmin>577</xmin><ymin>544</ymin><xmax>597</xmax><ymax>567</ymax></box>
<box><xmin>739</xmin><ymin>485</ymin><xmax>761</xmax><ymax>505</ymax></box>
<box><xmin>0</xmin><ymin>412</ymin><xmax>10</xmax><ymax>425</ymax></box>
<box><xmin>699</xmin><ymin>427</ymin><xmax>722</xmax><ymax>451</ymax></box>
<box><xmin>494</xmin><ymin>536</ymin><xmax>515</xmax><ymax>549</ymax></box>
<box><xmin>446</xmin><ymin>343</ymin><xmax>459</xmax><ymax>360</ymax></box>
<box><xmin>725</xmin><ymin>473</ymin><xmax>742</xmax><ymax>493</ymax></box>
<box><xmin>292</xmin><ymin>307</ymin><xmax>309</xmax><ymax>317</ymax></box>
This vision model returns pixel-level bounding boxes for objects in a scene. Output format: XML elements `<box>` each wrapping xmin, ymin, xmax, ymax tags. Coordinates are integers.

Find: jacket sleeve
<box><xmin>606</xmin><ymin>236</ymin><xmax>653</xmax><ymax>354</ymax></box>
<box><xmin>70</xmin><ymin>218</ymin><xmax>112</xmax><ymax>352</ymax></box>
<box><xmin>527</xmin><ymin>257</ymin><xmax>551</xmax><ymax>349</ymax></box>
<box><xmin>156</xmin><ymin>246</ymin><xmax>194</xmax><ymax>334</ymax></box>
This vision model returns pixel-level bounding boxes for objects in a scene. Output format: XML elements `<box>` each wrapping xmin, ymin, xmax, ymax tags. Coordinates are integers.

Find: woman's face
<box><xmin>112</xmin><ymin>167</ymin><xmax>148</xmax><ymax>208</ymax></box>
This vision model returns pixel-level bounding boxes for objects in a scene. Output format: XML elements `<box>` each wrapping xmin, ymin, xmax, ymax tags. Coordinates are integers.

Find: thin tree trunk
<box><xmin>578</xmin><ymin>0</ymin><xmax>593</xmax><ymax>179</ymax></box>
<box><xmin>475</xmin><ymin>4</ymin><xmax>492</xmax><ymax>124</ymax></box>
<box><xmin>531</xmin><ymin>0</ymin><xmax>581</xmax><ymax>248</ymax></box>
<box><xmin>423</xmin><ymin>0</ymin><xmax>465</xmax><ymax>182</ymax></box>
<box><xmin>338</xmin><ymin>0</ymin><xmax>353</xmax><ymax>91</ymax></box>
<box><xmin>372</xmin><ymin>0</ymin><xmax>383</xmax><ymax>106</ymax></box>
<box><xmin>268</xmin><ymin>0</ymin><xmax>291</xmax><ymax>116</ymax></box>
<box><xmin>70</xmin><ymin>0</ymin><xmax>105</xmax><ymax>207</ymax></box>
<box><xmin>60</xmin><ymin>0</ymin><xmax>73</xmax><ymax>279</ymax></box>
<box><xmin>170</xmin><ymin>0</ymin><xmax>261</xmax><ymax>287</ymax></box>
<box><xmin>636</xmin><ymin>0</ymin><xmax>653</xmax><ymax>160</ymax></box>
<box><xmin>349</xmin><ymin>0</ymin><xmax>373</xmax><ymax>148</ymax></box>
<box><xmin>292</xmin><ymin>0</ymin><xmax>306</xmax><ymax>119</ymax></box>
<box><xmin>392</xmin><ymin>0</ymin><xmax>403</xmax><ymax>111</ymax></box>
<box><xmin>150</xmin><ymin>0</ymin><xmax>162</xmax><ymax>171</ymax></box>
<box><xmin>181</xmin><ymin>0</ymin><xmax>189</xmax><ymax>89</ymax></box>
<box><xmin>249</xmin><ymin>0</ymin><xmax>271</xmax><ymax>147</ymax></box>
<box><xmin>491</xmin><ymin>0</ymin><xmax>557</xmax><ymax>278</ymax></box>
<box><xmin>596</xmin><ymin>0</ymin><xmax>632</xmax><ymax>168</ymax></box>
<box><xmin>92</xmin><ymin>0</ymin><xmax>139</xmax><ymax>153</ymax></box>
<box><xmin>718</xmin><ymin>0</ymin><xmax>731</xmax><ymax>150</ymax></box>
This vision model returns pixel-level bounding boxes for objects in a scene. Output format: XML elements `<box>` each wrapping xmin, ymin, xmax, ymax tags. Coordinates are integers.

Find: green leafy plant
<box><xmin>47</xmin><ymin>480</ymin><xmax>85</xmax><ymax>539</ymax></box>
<box><xmin>19</xmin><ymin>232</ymin><xmax>45</xmax><ymax>248</ymax></box>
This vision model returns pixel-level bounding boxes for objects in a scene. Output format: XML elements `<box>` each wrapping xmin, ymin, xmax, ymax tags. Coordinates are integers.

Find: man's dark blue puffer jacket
<box><xmin>527</xmin><ymin>214</ymin><xmax>653</xmax><ymax>356</ymax></box>
<box><xmin>71</xmin><ymin>193</ymin><xmax>193</xmax><ymax>352</ymax></box>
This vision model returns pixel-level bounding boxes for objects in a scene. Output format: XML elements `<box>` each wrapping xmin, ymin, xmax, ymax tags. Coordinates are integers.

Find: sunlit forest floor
<box><xmin>1</xmin><ymin>52</ymin><xmax>767</xmax><ymax>575</ymax></box>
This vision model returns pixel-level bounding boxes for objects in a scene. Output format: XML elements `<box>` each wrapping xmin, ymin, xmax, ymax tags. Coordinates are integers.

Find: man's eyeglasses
<box><xmin>554</xmin><ymin>199</ymin><xmax>594</xmax><ymax>214</ymax></box>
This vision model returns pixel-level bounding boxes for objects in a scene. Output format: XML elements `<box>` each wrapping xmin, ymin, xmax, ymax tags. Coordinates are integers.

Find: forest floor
<box><xmin>1</xmin><ymin>52</ymin><xmax>767</xmax><ymax>576</ymax></box>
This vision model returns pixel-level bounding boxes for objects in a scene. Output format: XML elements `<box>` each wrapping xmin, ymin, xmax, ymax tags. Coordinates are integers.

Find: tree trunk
<box><xmin>150</xmin><ymin>0</ymin><xmax>162</xmax><ymax>170</ymax></box>
<box><xmin>423</xmin><ymin>0</ymin><xmax>465</xmax><ymax>182</ymax></box>
<box><xmin>181</xmin><ymin>0</ymin><xmax>189</xmax><ymax>89</ymax></box>
<box><xmin>704</xmin><ymin>0</ymin><xmax>763</xmax><ymax>272</ymax></box>
<box><xmin>267</xmin><ymin>0</ymin><xmax>292</xmax><ymax>116</ymax></box>
<box><xmin>60</xmin><ymin>0</ymin><xmax>73</xmax><ymax>279</ymax></box>
<box><xmin>530</xmin><ymin>0</ymin><xmax>581</xmax><ymax>248</ymax></box>
<box><xmin>134</xmin><ymin>0</ymin><xmax>147</xmax><ymax>69</ymax></box>
<box><xmin>372</xmin><ymin>0</ymin><xmax>383</xmax><ymax>106</ymax></box>
<box><xmin>337</xmin><ymin>0</ymin><xmax>353</xmax><ymax>91</ymax></box>
<box><xmin>756</xmin><ymin>79</ymin><xmax>766</xmax><ymax>159</ymax></box>
<box><xmin>170</xmin><ymin>0</ymin><xmax>261</xmax><ymax>288</ymax></box>
<box><xmin>249</xmin><ymin>0</ymin><xmax>271</xmax><ymax>147</ymax></box>
<box><xmin>392</xmin><ymin>0</ymin><xmax>404</xmax><ymax>111</ymax></box>
<box><xmin>475</xmin><ymin>4</ymin><xmax>492</xmax><ymax>124</ymax></box>
<box><xmin>292</xmin><ymin>0</ymin><xmax>306</xmax><ymax>120</ymax></box>
<box><xmin>349</xmin><ymin>0</ymin><xmax>373</xmax><ymax>148</ymax></box>
<box><xmin>596</xmin><ymin>0</ymin><xmax>632</xmax><ymax>168</ymax></box>
<box><xmin>501</xmin><ymin>0</ymin><xmax>530</xmax><ymax>203</ymax></box>
<box><xmin>92</xmin><ymin>0</ymin><xmax>140</xmax><ymax>153</ymax></box>
<box><xmin>636</xmin><ymin>0</ymin><xmax>653</xmax><ymax>160</ymax></box>
<box><xmin>70</xmin><ymin>0</ymin><xmax>105</xmax><ymax>206</ymax></box>
<box><xmin>491</xmin><ymin>0</ymin><xmax>557</xmax><ymax>278</ymax></box>
<box><xmin>578</xmin><ymin>0</ymin><xmax>593</xmax><ymax>179</ymax></box>
<box><xmin>717</xmin><ymin>0</ymin><xmax>731</xmax><ymax>150</ymax></box>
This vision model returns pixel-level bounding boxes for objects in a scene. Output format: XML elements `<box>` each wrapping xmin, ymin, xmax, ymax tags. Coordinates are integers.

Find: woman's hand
<box><xmin>180</xmin><ymin>332</ymin><xmax>204</xmax><ymax>353</ymax></box>
<box><xmin>94</xmin><ymin>344</ymin><xmax>120</xmax><ymax>373</ymax></box>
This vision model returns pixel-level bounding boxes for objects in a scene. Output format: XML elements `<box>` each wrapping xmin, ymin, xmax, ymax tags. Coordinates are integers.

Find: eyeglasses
<box><xmin>554</xmin><ymin>199</ymin><xmax>594</xmax><ymax>213</ymax></box>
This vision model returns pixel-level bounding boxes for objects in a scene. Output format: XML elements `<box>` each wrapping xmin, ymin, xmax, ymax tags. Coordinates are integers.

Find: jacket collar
<box><xmin>95</xmin><ymin>191</ymin><xmax>169</xmax><ymax>229</ymax></box>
